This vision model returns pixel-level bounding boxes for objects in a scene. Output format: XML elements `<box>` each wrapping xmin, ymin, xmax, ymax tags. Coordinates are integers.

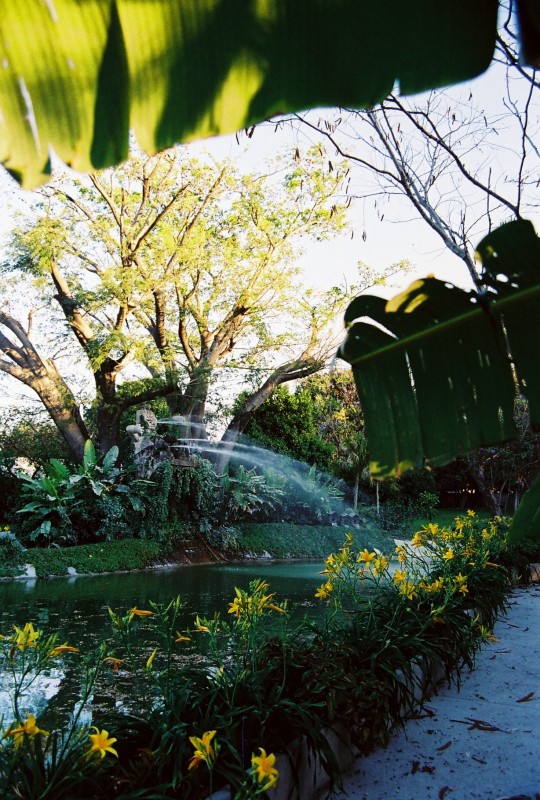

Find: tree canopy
<box><xmin>1</xmin><ymin>144</ymin><xmax>360</xmax><ymax>461</ymax></box>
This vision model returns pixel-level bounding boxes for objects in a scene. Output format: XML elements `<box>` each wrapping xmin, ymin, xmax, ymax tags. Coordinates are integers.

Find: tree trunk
<box><xmin>94</xmin><ymin>360</ymin><xmax>123</xmax><ymax>455</ymax></box>
<box><xmin>352</xmin><ymin>474</ymin><xmax>359</xmax><ymax>511</ymax></box>
<box><xmin>215</xmin><ymin>358</ymin><xmax>321</xmax><ymax>473</ymax></box>
<box><xmin>35</xmin><ymin>361</ymin><xmax>89</xmax><ymax>463</ymax></box>
<box><xmin>468</xmin><ymin>467</ymin><xmax>502</xmax><ymax>516</ymax></box>
<box><xmin>170</xmin><ymin>368</ymin><xmax>211</xmax><ymax>440</ymax></box>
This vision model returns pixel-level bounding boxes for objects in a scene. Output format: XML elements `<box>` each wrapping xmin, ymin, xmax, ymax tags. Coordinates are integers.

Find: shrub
<box><xmin>0</xmin><ymin>530</ymin><xmax>26</xmax><ymax>578</ymax></box>
<box><xmin>142</xmin><ymin>457</ymin><xmax>217</xmax><ymax>543</ymax></box>
<box><xmin>14</xmin><ymin>442</ymin><xmax>151</xmax><ymax>547</ymax></box>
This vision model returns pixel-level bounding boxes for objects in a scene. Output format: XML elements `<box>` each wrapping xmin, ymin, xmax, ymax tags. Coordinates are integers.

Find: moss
<box><xmin>234</xmin><ymin>522</ymin><xmax>395</xmax><ymax>558</ymax></box>
<box><xmin>26</xmin><ymin>540</ymin><xmax>163</xmax><ymax>578</ymax></box>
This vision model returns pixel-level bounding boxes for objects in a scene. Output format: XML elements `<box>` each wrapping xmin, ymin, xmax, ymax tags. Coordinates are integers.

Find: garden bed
<box><xmin>0</xmin><ymin>513</ymin><xmax>536</xmax><ymax>799</ymax></box>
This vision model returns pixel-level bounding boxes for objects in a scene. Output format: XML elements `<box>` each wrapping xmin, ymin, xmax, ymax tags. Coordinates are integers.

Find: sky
<box><xmin>185</xmin><ymin>120</ymin><xmax>475</xmax><ymax>298</ymax></box>
<box><xmin>180</xmin><ymin>64</ymin><xmax>525</xmax><ymax>299</ymax></box>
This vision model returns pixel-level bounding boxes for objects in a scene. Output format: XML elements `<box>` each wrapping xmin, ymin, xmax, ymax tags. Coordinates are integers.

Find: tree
<box><xmin>2</xmin><ymin>144</ymin><xmax>353</xmax><ymax>460</ymax></box>
<box><xmin>285</xmin><ymin>9</ymin><xmax>539</xmax><ymax>287</ymax></box>
<box><xmin>241</xmin><ymin>383</ymin><xmax>334</xmax><ymax>469</ymax></box>
<box><xmin>2</xmin><ymin>2</ymin><xmax>539</xmax><ymax>543</ymax></box>
<box><xmin>244</xmin><ymin>370</ymin><xmax>370</xmax><ymax>504</ymax></box>
<box><xmin>459</xmin><ymin>399</ymin><xmax>540</xmax><ymax>515</ymax></box>
<box><xmin>0</xmin><ymin>407</ymin><xmax>71</xmax><ymax>466</ymax></box>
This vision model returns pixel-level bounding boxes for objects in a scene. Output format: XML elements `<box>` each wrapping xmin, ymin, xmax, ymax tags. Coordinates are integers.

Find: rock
<box><xmin>22</xmin><ymin>564</ymin><xmax>37</xmax><ymax>579</ymax></box>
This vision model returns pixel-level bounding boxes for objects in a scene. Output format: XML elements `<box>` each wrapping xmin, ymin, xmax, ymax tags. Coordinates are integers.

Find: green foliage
<box><xmin>143</xmin><ymin>457</ymin><xmax>217</xmax><ymax>543</ymax></box>
<box><xmin>340</xmin><ymin>221</ymin><xmax>540</xmax><ymax>543</ymax></box>
<box><xmin>217</xmin><ymin>466</ymin><xmax>284</xmax><ymax>524</ymax></box>
<box><xmin>15</xmin><ymin>445</ymin><xmax>150</xmax><ymax>546</ymax></box>
<box><xmin>0</xmin><ymin>530</ymin><xmax>26</xmax><ymax>577</ymax></box>
<box><xmin>0</xmin><ymin>410</ymin><xmax>72</xmax><ymax>468</ymax></box>
<box><xmin>243</xmin><ymin>385</ymin><xmax>334</xmax><ymax>470</ymax></box>
<box><xmin>373</xmin><ymin>469</ymin><xmax>440</xmax><ymax>531</ymax></box>
<box><xmin>233</xmin><ymin>522</ymin><xmax>393</xmax><ymax>559</ymax></box>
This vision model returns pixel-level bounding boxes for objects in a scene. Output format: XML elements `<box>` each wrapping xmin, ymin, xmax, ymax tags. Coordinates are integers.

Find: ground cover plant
<box><xmin>0</xmin><ymin>513</ymin><xmax>533</xmax><ymax>799</ymax></box>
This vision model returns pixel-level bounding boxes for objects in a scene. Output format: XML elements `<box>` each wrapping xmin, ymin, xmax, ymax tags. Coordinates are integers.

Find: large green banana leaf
<box><xmin>339</xmin><ymin>220</ymin><xmax>540</xmax><ymax>542</ymax></box>
<box><xmin>2</xmin><ymin>0</ymin><xmax>538</xmax><ymax>188</ymax></box>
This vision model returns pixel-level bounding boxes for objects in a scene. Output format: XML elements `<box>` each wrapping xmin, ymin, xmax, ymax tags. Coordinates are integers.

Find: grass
<box><xmin>234</xmin><ymin>521</ymin><xmax>396</xmax><ymax>558</ymax></box>
<box><xmin>407</xmin><ymin>508</ymin><xmax>494</xmax><ymax>535</ymax></box>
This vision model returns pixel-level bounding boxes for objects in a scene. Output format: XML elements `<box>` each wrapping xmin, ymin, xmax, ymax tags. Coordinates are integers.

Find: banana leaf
<box><xmin>339</xmin><ymin>219</ymin><xmax>540</xmax><ymax>541</ymax></box>
<box><xmin>0</xmin><ymin>0</ymin><xmax>522</xmax><ymax>188</ymax></box>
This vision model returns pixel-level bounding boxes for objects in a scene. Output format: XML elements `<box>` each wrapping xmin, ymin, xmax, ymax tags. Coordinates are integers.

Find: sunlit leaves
<box><xmin>0</xmin><ymin>1</ymin><xmax>503</xmax><ymax>187</ymax></box>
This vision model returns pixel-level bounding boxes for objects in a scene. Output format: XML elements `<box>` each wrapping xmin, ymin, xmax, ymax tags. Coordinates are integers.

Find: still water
<box><xmin>0</xmin><ymin>560</ymin><xmax>324</xmax><ymax>645</ymax></box>
<box><xmin>0</xmin><ymin>561</ymin><xmax>325</xmax><ymax>724</ymax></box>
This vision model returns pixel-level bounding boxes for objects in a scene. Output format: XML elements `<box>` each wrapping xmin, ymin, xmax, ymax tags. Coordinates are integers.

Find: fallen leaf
<box><xmin>438</xmin><ymin>786</ymin><xmax>454</xmax><ymax>799</ymax></box>
<box><xmin>408</xmin><ymin>707</ymin><xmax>435</xmax><ymax>720</ymax></box>
<box><xmin>436</xmin><ymin>741</ymin><xmax>453</xmax><ymax>752</ymax></box>
<box><xmin>516</xmin><ymin>692</ymin><xmax>534</xmax><ymax>703</ymax></box>
<box><xmin>412</xmin><ymin>761</ymin><xmax>435</xmax><ymax>774</ymax></box>
<box><xmin>467</xmin><ymin>718</ymin><xmax>504</xmax><ymax>732</ymax></box>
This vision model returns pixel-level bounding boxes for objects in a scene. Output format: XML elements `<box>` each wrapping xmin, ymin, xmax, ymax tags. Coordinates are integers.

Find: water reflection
<box><xmin>0</xmin><ymin>561</ymin><xmax>324</xmax><ymax>724</ymax></box>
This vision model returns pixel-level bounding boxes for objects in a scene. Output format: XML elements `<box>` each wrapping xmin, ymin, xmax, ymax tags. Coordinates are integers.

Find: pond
<box><xmin>0</xmin><ymin>560</ymin><xmax>326</xmax><ymax>726</ymax></box>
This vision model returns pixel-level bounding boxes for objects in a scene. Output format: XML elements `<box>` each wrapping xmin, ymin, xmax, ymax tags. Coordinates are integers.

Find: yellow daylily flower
<box><xmin>427</xmin><ymin>577</ymin><xmax>445</xmax><ymax>593</ymax></box>
<box><xmin>228</xmin><ymin>597</ymin><xmax>242</xmax><ymax>617</ymax></box>
<box><xmin>87</xmin><ymin>727</ymin><xmax>118</xmax><ymax>759</ymax></box>
<box><xmin>315</xmin><ymin>581</ymin><xmax>334</xmax><ymax>600</ymax></box>
<box><xmin>146</xmin><ymin>648</ymin><xmax>158</xmax><ymax>669</ymax></box>
<box><xmin>358</xmin><ymin>549</ymin><xmax>376</xmax><ymax>563</ymax></box>
<box><xmin>410</xmin><ymin>532</ymin><xmax>424</xmax><ymax>548</ymax></box>
<box><xmin>12</xmin><ymin>622</ymin><xmax>39</xmax><ymax>651</ymax></box>
<box><xmin>188</xmin><ymin>730</ymin><xmax>217</xmax><ymax>770</ymax></box>
<box><xmin>175</xmin><ymin>632</ymin><xmax>192</xmax><ymax>643</ymax></box>
<box><xmin>50</xmin><ymin>644</ymin><xmax>79</xmax><ymax>657</ymax></box>
<box><xmin>392</xmin><ymin>569</ymin><xmax>407</xmax><ymax>585</ymax></box>
<box><xmin>442</xmin><ymin>548</ymin><xmax>454</xmax><ymax>561</ymax></box>
<box><xmin>103</xmin><ymin>656</ymin><xmax>125</xmax><ymax>672</ymax></box>
<box><xmin>129</xmin><ymin>608</ymin><xmax>154</xmax><ymax>618</ymax></box>
<box><xmin>372</xmin><ymin>555</ymin><xmax>390</xmax><ymax>576</ymax></box>
<box><xmin>467</xmin><ymin>509</ymin><xmax>476</xmax><ymax>517</ymax></box>
<box><xmin>251</xmin><ymin>747</ymin><xmax>279</xmax><ymax>789</ymax></box>
<box><xmin>399</xmin><ymin>580</ymin><xmax>417</xmax><ymax>601</ymax></box>
<box><xmin>395</xmin><ymin>545</ymin><xmax>407</xmax><ymax>564</ymax></box>
<box><xmin>5</xmin><ymin>714</ymin><xmax>48</xmax><ymax>747</ymax></box>
<box><xmin>194</xmin><ymin>616</ymin><xmax>210</xmax><ymax>633</ymax></box>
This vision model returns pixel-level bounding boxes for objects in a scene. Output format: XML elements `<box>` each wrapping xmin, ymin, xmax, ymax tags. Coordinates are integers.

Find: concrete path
<box><xmin>333</xmin><ymin>584</ymin><xmax>540</xmax><ymax>800</ymax></box>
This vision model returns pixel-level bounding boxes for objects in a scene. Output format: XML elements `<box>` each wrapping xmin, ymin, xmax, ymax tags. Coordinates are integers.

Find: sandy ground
<box><xmin>333</xmin><ymin>583</ymin><xmax>540</xmax><ymax>800</ymax></box>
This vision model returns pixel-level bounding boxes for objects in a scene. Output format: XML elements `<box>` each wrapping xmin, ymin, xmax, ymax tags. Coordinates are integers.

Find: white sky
<box><xmin>185</xmin><ymin>123</ymin><xmax>474</xmax><ymax>297</ymax></box>
<box><xmin>177</xmin><ymin>57</ymin><xmax>537</xmax><ymax>299</ymax></box>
